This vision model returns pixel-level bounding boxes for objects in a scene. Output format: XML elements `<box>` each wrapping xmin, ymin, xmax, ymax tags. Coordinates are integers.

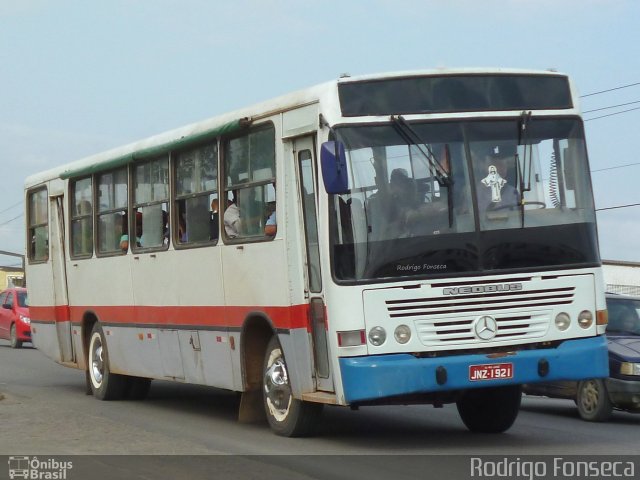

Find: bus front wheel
<box><xmin>262</xmin><ymin>336</ymin><xmax>322</xmax><ymax>437</ymax></box>
<box><xmin>88</xmin><ymin>323</ymin><xmax>127</xmax><ymax>400</ymax></box>
<box><xmin>456</xmin><ymin>385</ymin><xmax>521</xmax><ymax>433</ymax></box>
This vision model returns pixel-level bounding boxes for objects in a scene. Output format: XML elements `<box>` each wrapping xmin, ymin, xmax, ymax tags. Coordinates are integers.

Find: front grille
<box><xmin>385</xmin><ymin>287</ymin><xmax>574</xmax><ymax>346</ymax></box>
<box><xmin>414</xmin><ymin>312</ymin><xmax>550</xmax><ymax>345</ymax></box>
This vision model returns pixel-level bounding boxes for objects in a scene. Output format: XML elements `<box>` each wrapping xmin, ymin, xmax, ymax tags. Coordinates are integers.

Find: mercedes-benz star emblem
<box><xmin>474</xmin><ymin>315</ymin><xmax>498</xmax><ymax>340</ymax></box>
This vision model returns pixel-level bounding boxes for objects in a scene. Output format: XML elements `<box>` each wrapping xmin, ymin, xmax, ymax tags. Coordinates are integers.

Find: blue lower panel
<box><xmin>339</xmin><ymin>336</ymin><xmax>608</xmax><ymax>403</ymax></box>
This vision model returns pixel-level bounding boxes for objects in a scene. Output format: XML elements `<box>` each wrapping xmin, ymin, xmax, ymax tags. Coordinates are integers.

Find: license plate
<box><xmin>469</xmin><ymin>363</ymin><xmax>514</xmax><ymax>381</ymax></box>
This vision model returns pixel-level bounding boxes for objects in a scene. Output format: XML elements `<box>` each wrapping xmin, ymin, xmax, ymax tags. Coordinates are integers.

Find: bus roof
<box><xmin>24</xmin><ymin>67</ymin><xmax>567</xmax><ymax>188</ymax></box>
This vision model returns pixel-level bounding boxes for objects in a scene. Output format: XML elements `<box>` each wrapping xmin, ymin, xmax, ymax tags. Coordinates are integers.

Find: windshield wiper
<box><xmin>515</xmin><ymin>111</ymin><xmax>533</xmax><ymax>228</ymax></box>
<box><xmin>390</xmin><ymin>115</ymin><xmax>451</xmax><ymax>186</ymax></box>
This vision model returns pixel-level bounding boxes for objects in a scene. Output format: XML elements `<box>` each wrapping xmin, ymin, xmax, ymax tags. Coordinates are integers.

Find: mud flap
<box><xmin>238</xmin><ymin>389</ymin><xmax>266</xmax><ymax>423</ymax></box>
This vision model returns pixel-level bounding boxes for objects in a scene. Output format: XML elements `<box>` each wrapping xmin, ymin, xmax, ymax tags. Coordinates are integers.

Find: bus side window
<box><xmin>70</xmin><ymin>177</ymin><xmax>93</xmax><ymax>258</ymax></box>
<box><xmin>133</xmin><ymin>156</ymin><xmax>169</xmax><ymax>251</ymax></box>
<box><xmin>174</xmin><ymin>141</ymin><xmax>218</xmax><ymax>246</ymax></box>
<box><xmin>223</xmin><ymin>124</ymin><xmax>276</xmax><ymax>241</ymax></box>
<box><xmin>97</xmin><ymin>168</ymin><xmax>128</xmax><ymax>255</ymax></box>
<box><xmin>27</xmin><ymin>188</ymin><xmax>49</xmax><ymax>262</ymax></box>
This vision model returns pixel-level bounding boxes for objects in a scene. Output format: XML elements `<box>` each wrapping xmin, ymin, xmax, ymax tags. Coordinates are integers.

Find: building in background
<box><xmin>603</xmin><ymin>260</ymin><xmax>640</xmax><ymax>296</ymax></box>
<box><xmin>0</xmin><ymin>266</ymin><xmax>25</xmax><ymax>289</ymax></box>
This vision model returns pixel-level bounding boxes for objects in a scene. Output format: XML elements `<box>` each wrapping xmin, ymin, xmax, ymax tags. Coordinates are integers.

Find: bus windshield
<box><xmin>330</xmin><ymin>118</ymin><xmax>598</xmax><ymax>281</ymax></box>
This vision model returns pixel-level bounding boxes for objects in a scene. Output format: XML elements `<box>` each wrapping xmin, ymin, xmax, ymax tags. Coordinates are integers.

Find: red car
<box><xmin>0</xmin><ymin>287</ymin><xmax>31</xmax><ymax>348</ymax></box>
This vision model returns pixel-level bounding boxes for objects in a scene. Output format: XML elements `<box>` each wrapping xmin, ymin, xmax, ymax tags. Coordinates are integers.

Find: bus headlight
<box><xmin>555</xmin><ymin>312</ymin><xmax>571</xmax><ymax>331</ymax></box>
<box><xmin>578</xmin><ymin>310</ymin><xmax>593</xmax><ymax>329</ymax></box>
<box><xmin>394</xmin><ymin>325</ymin><xmax>411</xmax><ymax>344</ymax></box>
<box><xmin>620</xmin><ymin>362</ymin><xmax>640</xmax><ymax>376</ymax></box>
<box><xmin>368</xmin><ymin>326</ymin><xmax>387</xmax><ymax>346</ymax></box>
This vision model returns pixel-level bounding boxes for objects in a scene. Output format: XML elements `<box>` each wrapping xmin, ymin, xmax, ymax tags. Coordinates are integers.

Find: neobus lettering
<box><xmin>444</xmin><ymin>284</ymin><xmax>523</xmax><ymax>295</ymax></box>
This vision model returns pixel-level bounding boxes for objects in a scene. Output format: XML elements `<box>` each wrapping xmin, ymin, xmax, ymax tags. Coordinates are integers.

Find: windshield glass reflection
<box><xmin>606</xmin><ymin>298</ymin><xmax>640</xmax><ymax>336</ymax></box>
<box><xmin>331</xmin><ymin>118</ymin><xmax>598</xmax><ymax>282</ymax></box>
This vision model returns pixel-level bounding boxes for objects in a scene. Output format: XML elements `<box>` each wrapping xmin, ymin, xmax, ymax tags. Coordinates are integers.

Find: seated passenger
<box><xmin>162</xmin><ymin>210</ymin><xmax>169</xmax><ymax>245</ymax></box>
<box><xmin>120</xmin><ymin>212</ymin><xmax>143</xmax><ymax>251</ymax></box>
<box><xmin>210</xmin><ymin>199</ymin><xmax>219</xmax><ymax>241</ymax></box>
<box><xmin>224</xmin><ymin>197</ymin><xmax>241</xmax><ymax>238</ymax></box>
<box><xmin>178</xmin><ymin>215</ymin><xmax>188</xmax><ymax>243</ymax></box>
<box><xmin>264</xmin><ymin>204</ymin><xmax>276</xmax><ymax>237</ymax></box>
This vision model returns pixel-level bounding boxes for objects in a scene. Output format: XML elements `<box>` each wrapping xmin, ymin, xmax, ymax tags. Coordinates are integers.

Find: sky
<box><xmin>1</xmin><ymin>0</ymin><xmax>639</xmax><ymax>267</ymax></box>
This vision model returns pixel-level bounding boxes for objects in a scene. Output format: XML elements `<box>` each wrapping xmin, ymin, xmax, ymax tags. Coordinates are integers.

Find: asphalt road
<box><xmin>1</xmin><ymin>339</ymin><xmax>639</xmax><ymax>479</ymax></box>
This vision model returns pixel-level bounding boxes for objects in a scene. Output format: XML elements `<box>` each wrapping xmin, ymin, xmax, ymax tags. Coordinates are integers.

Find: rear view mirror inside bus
<box><xmin>320</xmin><ymin>141</ymin><xmax>348</xmax><ymax>194</ymax></box>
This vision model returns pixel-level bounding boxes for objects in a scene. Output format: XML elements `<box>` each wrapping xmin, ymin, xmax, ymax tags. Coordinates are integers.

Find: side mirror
<box><xmin>320</xmin><ymin>141</ymin><xmax>349</xmax><ymax>194</ymax></box>
<box><xmin>2</xmin><ymin>304</ymin><xmax>11</xmax><ymax>310</ymax></box>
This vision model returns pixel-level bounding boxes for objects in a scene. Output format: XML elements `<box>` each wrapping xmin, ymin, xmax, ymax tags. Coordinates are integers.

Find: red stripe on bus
<box><xmin>29</xmin><ymin>304</ymin><xmax>311</xmax><ymax>331</ymax></box>
<box><xmin>33</xmin><ymin>305</ymin><xmax>71</xmax><ymax>322</ymax></box>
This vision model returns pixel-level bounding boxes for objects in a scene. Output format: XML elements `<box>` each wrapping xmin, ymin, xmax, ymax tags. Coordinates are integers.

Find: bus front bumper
<box><xmin>339</xmin><ymin>335</ymin><xmax>608</xmax><ymax>404</ymax></box>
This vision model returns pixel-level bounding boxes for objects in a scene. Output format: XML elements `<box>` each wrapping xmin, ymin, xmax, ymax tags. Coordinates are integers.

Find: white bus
<box><xmin>25</xmin><ymin>69</ymin><xmax>609</xmax><ymax>436</ymax></box>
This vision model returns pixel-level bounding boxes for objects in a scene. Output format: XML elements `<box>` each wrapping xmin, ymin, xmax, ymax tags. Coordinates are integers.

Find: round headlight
<box><xmin>555</xmin><ymin>312</ymin><xmax>571</xmax><ymax>331</ymax></box>
<box><xmin>368</xmin><ymin>326</ymin><xmax>387</xmax><ymax>346</ymax></box>
<box><xmin>578</xmin><ymin>310</ymin><xmax>593</xmax><ymax>329</ymax></box>
<box><xmin>394</xmin><ymin>325</ymin><xmax>412</xmax><ymax>344</ymax></box>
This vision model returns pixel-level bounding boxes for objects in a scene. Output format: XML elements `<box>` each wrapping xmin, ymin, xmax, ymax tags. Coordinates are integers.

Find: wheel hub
<box><xmin>580</xmin><ymin>380</ymin><xmax>599</xmax><ymax>412</ymax></box>
<box><xmin>92</xmin><ymin>344</ymin><xmax>104</xmax><ymax>385</ymax></box>
<box><xmin>264</xmin><ymin>357</ymin><xmax>291</xmax><ymax>414</ymax></box>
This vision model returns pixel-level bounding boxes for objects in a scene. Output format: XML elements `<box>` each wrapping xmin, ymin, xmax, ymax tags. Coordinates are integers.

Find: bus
<box><xmin>25</xmin><ymin>68</ymin><xmax>609</xmax><ymax>436</ymax></box>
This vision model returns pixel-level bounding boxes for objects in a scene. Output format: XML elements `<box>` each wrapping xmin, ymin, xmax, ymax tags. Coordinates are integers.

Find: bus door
<box><xmin>294</xmin><ymin>136</ymin><xmax>333</xmax><ymax>392</ymax></box>
<box><xmin>50</xmin><ymin>195</ymin><xmax>74</xmax><ymax>363</ymax></box>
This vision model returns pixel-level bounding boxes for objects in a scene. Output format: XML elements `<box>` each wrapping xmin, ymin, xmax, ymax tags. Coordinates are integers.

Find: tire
<box><xmin>576</xmin><ymin>379</ymin><xmax>612</xmax><ymax>422</ymax></box>
<box><xmin>263</xmin><ymin>336</ymin><xmax>323</xmax><ymax>437</ymax></box>
<box><xmin>456</xmin><ymin>385</ymin><xmax>521</xmax><ymax>433</ymax></box>
<box><xmin>10</xmin><ymin>324</ymin><xmax>23</xmax><ymax>349</ymax></box>
<box><xmin>126</xmin><ymin>377</ymin><xmax>152</xmax><ymax>400</ymax></box>
<box><xmin>88</xmin><ymin>323</ymin><xmax>127</xmax><ymax>400</ymax></box>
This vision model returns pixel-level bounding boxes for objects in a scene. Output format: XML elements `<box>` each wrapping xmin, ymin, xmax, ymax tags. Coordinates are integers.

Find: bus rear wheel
<box><xmin>456</xmin><ymin>385</ymin><xmax>521</xmax><ymax>433</ymax></box>
<box><xmin>88</xmin><ymin>323</ymin><xmax>127</xmax><ymax>400</ymax></box>
<box><xmin>262</xmin><ymin>336</ymin><xmax>322</xmax><ymax>437</ymax></box>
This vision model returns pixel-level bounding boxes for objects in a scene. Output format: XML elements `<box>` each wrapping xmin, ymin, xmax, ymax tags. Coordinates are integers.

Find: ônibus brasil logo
<box><xmin>8</xmin><ymin>456</ymin><xmax>73</xmax><ymax>480</ymax></box>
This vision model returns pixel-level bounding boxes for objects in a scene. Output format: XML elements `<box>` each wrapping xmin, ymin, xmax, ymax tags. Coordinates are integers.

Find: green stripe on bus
<box><xmin>59</xmin><ymin>118</ymin><xmax>248</xmax><ymax>179</ymax></box>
